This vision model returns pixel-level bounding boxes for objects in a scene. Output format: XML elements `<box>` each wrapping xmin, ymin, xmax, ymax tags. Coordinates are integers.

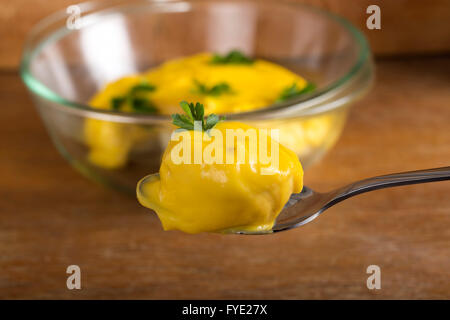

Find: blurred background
<box><xmin>1</xmin><ymin>0</ymin><xmax>450</xmax><ymax>68</ymax></box>
<box><xmin>1</xmin><ymin>0</ymin><xmax>449</xmax><ymax>299</ymax></box>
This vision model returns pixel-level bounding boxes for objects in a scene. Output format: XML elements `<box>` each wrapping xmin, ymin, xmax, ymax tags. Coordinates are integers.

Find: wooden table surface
<box><xmin>1</xmin><ymin>57</ymin><xmax>449</xmax><ymax>299</ymax></box>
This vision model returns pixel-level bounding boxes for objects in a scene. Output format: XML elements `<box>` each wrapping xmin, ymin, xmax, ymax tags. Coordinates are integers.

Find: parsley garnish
<box><xmin>211</xmin><ymin>50</ymin><xmax>254</xmax><ymax>65</ymax></box>
<box><xmin>111</xmin><ymin>97</ymin><xmax>126</xmax><ymax>110</ymax></box>
<box><xmin>193</xmin><ymin>80</ymin><xmax>232</xmax><ymax>96</ymax></box>
<box><xmin>110</xmin><ymin>80</ymin><xmax>157</xmax><ymax>113</ymax></box>
<box><xmin>171</xmin><ymin>101</ymin><xmax>224</xmax><ymax>131</ymax></box>
<box><xmin>276</xmin><ymin>82</ymin><xmax>316</xmax><ymax>102</ymax></box>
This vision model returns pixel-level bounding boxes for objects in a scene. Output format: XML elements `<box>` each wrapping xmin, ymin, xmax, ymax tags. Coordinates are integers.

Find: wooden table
<box><xmin>1</xmin><ymin>57</ymin><xmax>449</xmax><ymax>299</ymax></box>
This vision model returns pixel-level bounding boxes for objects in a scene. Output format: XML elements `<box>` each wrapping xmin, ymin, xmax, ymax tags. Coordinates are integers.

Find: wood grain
<box><xmin>1</xmin><ymin>0</ymin><xmax>450</xmax><ymax>69</ymax></box>
<box><xmin>0</xmin><ymin>57</ymin><xmax>449</xmax><ymax>299</ymax></box>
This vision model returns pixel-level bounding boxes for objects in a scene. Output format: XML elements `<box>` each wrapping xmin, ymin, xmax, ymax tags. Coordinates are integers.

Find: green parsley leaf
<box><xmin>130</xmin><ymin>97</ymin><xmax>157</xmax><ymax>113</ymax></box>
<box><xmin>109</xmin><ymin>80</ymin><xmax>158</xmax><ymax>113</ymax></box>
<box><xmin>172</xmin><ymin>101</ymin><xmax>224</xmax><ymax>131</ymax></box>
<box><xmin>276</xmin><ymin>82</ymin><xmax>316</xmax><ymax>102</ymax></box>
<box><xmin>171</xmin><ymin>114</ymin><xmax>195</xmax><ymax>130</ymax></box>
<box><xmin>130</xmin><ymin>82</ymin><xmax>156</xmax><ymax>95</ymax></box>
<box><xmin>195</xmin><ymin>102</ymin><xmax>204</xmax><ymax>124</ymax></box>
<box><xmin>204</xmin><ymin>114</ymin><xmax>220</xmax><ymax>131</ymax></box>
<box><xmin>111</xmin><ymin>97</ymin><xmax>126</xmax><ymax>110</ymax></box>
<box><xmin>179</xmin><ymin>100</ymin><xmax>194</xmax><ymax>119</ymax></box>
<box><xmin>211</xmin><ymin>50</ymin><xmax>254</xmax><ymax>65</ymax></box>
<box><xmin>193</xmin><ymin>80</ymin><xmax>232</xmax><ymax>96</ymax></box>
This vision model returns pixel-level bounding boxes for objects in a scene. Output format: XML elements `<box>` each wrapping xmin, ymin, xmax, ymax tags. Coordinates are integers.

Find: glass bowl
<box><xmin>21</xmin><ymin>0</ymin><xmax>373</xmax><ymax>194</ymax></box>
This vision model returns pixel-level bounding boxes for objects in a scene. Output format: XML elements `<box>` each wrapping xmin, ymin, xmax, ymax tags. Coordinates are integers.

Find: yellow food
<box><xmin>85</xmin><ymin>77</ymin><xmax>153</xmax><ymax>169</ymax></box>
<box><xmin>87</xmin><ymin>53</ymin><xmax>307</xmax><ymax>115</ymax></box>
<box><xmin>142</xmin><ymin>53</ymin><xmax>307</xmax><ymax>114</ymax></box>
<box><xmin>84</xmin><ymin>120</ymin><xmax>150</xmax><ymax>169</ymax></box>
<box><xmin>85</xmin><ymin>53</ymin><xmax>310</xmax><ymax>169</ymax></box>
<box><xmin>137</xmin><ymin>122</ymin><xmax>304</xmax><ymax>234</ymax></box>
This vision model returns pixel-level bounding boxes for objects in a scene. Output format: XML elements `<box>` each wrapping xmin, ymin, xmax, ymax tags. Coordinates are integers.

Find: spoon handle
<box><xmin>329</xmin><ymin>166</ymin><xmax>450</xmax><ymax>206</ymax></box>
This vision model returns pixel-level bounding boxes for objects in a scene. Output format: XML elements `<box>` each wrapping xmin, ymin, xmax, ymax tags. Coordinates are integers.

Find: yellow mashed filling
<box><xmin>85</xmin><ymin>52</ymin><xmax>333</xmax><ymax>169</ymax></box>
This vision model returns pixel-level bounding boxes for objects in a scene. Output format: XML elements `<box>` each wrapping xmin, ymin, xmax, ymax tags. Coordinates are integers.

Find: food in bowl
<box><xmin>137</xmin><ymin>102</ymin><xmax>304</xmax><ymax>234</ymax></box>
<box><xmin>85</xmin><ymin>51</ymin><xmax>326</xmax><ymax>169</ymax></box>
<box><xmin>21</xmin><ymin>0</ymin><xmax>373</xmax><ymax>193</ymax></box>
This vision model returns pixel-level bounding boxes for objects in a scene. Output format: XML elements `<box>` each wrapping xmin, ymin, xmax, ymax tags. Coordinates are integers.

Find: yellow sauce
<box><xmin>89</xmin><ymin>53</ymin><xmax>307</xmax><ymax>115</ymax></box>
<box><xmin>85</xmin><ymin>53</ymin><xmax>312</xmax><ymax>169</ymax></box>
<box><xmin>137</xmin><ymin>122</ymin><xmax>303</xmax><ymax>234</ymax></box>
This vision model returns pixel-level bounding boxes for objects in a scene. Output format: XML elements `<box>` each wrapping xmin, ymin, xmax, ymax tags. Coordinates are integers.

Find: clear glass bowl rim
<box><xmin>20</xmin><ymin>0</ymin><xmax>373</xmax><ymax>124</ymax></box>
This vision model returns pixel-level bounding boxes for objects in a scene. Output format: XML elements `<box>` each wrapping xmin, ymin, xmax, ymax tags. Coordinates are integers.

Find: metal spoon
<box><xmin>237</xmin><ymin>166</ymin><xmax>450</xmax><ymax>235</ymax></box>
<box><xmin>137</xmin><ymin>167</ymin><xmax>450</xmax><ymax>235</ymax></box>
